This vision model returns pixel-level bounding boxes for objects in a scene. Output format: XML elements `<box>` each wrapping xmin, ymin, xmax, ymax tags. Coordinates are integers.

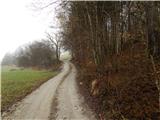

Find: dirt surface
<box><xmin>2</xmin><ymin>62</ymin><xmax>96</xmax><ymax>120</ymax></box>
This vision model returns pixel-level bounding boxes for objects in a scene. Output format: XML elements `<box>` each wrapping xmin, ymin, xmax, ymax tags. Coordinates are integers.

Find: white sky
<box><xmin>0</xmin><ymin>0</ymin><xmax>59</xmax><ymax>61</ymax></box>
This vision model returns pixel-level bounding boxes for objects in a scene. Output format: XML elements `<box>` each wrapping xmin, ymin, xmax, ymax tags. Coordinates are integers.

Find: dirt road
<box><xmin>2</xmin><ymin>62</ymin><xmax>96</xmax><ymax>120</ymax></box>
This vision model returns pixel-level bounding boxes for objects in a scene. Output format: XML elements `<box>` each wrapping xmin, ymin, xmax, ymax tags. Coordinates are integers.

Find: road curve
<box><xmin>2</xmin><ymin>62</ymin><xmax>96</xmax><ymax>120</ymax></box>
<box><xmin>50</xmin><ymin>63</ymin><xmax>96</xmax><ymax>120</ymax></box>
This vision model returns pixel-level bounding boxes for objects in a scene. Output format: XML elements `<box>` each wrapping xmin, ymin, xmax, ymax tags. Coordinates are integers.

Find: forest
<box><xmin>58</xmin><ymin>1</ymin><xmax>160</xmax><ymax>119</ymax></box>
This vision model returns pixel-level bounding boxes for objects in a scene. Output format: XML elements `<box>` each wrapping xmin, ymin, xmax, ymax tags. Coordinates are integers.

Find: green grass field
<box><xmin>1</xmin><ymin>66</ymin><xmax>58</xmax><ymax>112</ymax></box>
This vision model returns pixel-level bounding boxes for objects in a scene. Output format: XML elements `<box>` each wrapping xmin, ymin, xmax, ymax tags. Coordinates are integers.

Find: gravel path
<box><xmin>2</xmin><ymin>62</ymin><xmax>96</xmax><ymax>120</ymax></box>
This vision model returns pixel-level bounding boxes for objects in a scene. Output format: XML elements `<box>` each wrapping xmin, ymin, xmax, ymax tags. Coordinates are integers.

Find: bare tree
<box><xmin>46</xmin><ymin>32</ymin><xmax>61</xmax><ymax>62</ymax></box>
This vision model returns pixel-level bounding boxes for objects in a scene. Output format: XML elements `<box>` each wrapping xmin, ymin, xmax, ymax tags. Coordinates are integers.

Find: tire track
<box><xmin>49</xmin><ymin>63</ymin><xmax>72</xmax><ymax>120</ymax></box>
<box><xmin>2</xmin><ymin>62</ymin><xmax>96</xmax><ymax>120</ymax></box>
<box><xmin>51</xmin><ymin>63</ymin><xmax>96</xmax><ymax>120</ymax></box>
<box><xmin>2</xmin><ymin>62</ymin><xmax>71</xmax><ymax>120</ymax></box>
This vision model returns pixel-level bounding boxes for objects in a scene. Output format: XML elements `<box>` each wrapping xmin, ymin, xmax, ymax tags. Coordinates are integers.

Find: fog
<box><xmin>0</xmin><ymin>0</ymin><xmax>59</xmax><ymax>61</ymax></box>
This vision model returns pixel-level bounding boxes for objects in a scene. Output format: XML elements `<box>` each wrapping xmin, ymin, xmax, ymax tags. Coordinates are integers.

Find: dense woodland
<box><xmin>59</xmin><ymin>1</ymin><xmax>160</xmax><ymax>119</ymax></box>
<box><xmin>60</xmin><ymin>1</ymin><xmax>160</xmax><ymax>68</ymax></box>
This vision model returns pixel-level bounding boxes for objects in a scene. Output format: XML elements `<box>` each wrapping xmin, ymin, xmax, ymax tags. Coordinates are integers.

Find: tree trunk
<box><xmin>145</xmin><ymin>2</ymin><xmax>156</xmax><ymax>56</ymax></box>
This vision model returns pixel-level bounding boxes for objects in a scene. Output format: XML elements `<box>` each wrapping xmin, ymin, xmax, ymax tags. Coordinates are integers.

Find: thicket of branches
<box><xmin>58</xmin><ymin>2</ymin><xmax>160</xmax><ymax>118</ymax></box>
<box><xmin>17</xmin><ymin>40</ymin><xmax>57</xmax><ymax>68</ymax></box>
<box><xmin>2</xmin><ymin>40</ymin><xmax>57</xmax><ymax>68</ymax></box>
<box><xmin>60</xmin><ymin>1</ymin><xmax>160</xmax><ymax>71</ymax></box>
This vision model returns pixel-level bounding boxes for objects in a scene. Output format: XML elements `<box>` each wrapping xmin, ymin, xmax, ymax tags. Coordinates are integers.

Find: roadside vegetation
<box><xmin>58</xmin><ymin>1</ymin><xmax>160</xmax><ymax>119</ymax></box>
<box><xmin>1</xmin><ymin>65</ymin><xmax>58</xmax><ymax>112</ymax></box>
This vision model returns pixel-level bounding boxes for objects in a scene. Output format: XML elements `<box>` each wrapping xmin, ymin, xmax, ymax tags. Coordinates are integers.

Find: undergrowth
<box><xmin>77</xmin><ymin>42</ymin><xmax>159</xmax><ymax>120</ymax></box>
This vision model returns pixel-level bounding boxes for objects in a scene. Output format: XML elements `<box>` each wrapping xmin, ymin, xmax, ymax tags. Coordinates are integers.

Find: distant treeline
<box><xmin>2</xmin><ymin>40</ymin><xmax>58</xmax><ymax>68</ymax></box>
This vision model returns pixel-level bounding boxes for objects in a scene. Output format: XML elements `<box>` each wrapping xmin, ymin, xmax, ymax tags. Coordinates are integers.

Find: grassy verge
<box><xmin>1</xmin><ymin>65</ymin><xmax>58</xmax><ymax>112</ymax></box>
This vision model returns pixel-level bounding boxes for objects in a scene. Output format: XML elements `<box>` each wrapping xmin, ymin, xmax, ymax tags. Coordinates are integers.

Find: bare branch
<box><xmin>39</xmin><ymin>1</ymin><xmax>59</xmax><ymax>10</ymax></box>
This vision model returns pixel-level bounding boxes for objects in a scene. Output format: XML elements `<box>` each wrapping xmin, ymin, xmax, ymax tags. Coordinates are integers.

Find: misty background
<box><xmin>0</xmin><ymin>0</ymin><xmax>68</xmax><ymax>62</ymax></box>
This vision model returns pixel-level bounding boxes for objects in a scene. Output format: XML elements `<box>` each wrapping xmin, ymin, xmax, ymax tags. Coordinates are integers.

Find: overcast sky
<box><xmin>0</xmin><ymin>0</ymin><xmax>59</xmax><ymax>61</ymax></box>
